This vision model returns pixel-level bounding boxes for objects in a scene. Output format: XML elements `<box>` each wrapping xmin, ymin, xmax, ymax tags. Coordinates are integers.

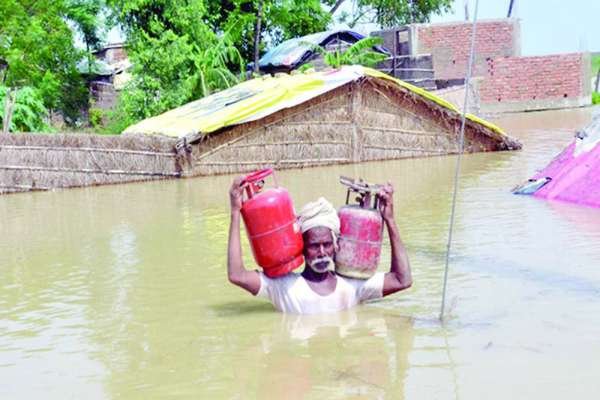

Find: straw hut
<box><xmin>125</xmin><ymin>65</ymin><xmax>521</xmax><ymax>177</ymax></box>
<box><xmin>0</xmin><ymin>66</ymin><xmax>520</xmax><ymax>194</ymax></box>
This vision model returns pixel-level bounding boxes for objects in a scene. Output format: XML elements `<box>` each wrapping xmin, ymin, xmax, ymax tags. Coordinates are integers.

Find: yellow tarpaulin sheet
<box><xmin>123</xmin><ymin>65</ymin><xmax>505</xmax><ymax>139</ymax></box>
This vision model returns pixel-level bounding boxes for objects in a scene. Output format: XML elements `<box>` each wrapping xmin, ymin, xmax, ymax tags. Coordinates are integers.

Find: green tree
<box><xmin>330</xmin><ymin>0</ymin><xmax>453</xmax><ymax>28</ymax></box>
<box><xmin>0</xmin><ymin>0</ymin><xmax>105</xmax><ymax>130</ymax></box>
<box><xmin>109</xmin><ymin>0</ymin><xmax>332</xmax><ymax>124</ymax></box>
<box><xmin>67</xmin><ymin>0</ymin><xmax>106</xmax><ymax>51</ymax></box>
<box><xmin>67</xmin><ymin>0</ymin><xmax>108</xmax><ymax>81</ymax></box>
<box><xmin>207</xmin><ymin>0</ymin><xmax>331</xmax><ymax>70</ymax></box>
<box><xmin>108</xmin><ymin>0</ymin><xmax>244</xmax><ymax>123</ymax></box>
<box><xmin>0</xmin><ymin>86</ymin><xmax>49</xmax><ymax>132</ymax></box>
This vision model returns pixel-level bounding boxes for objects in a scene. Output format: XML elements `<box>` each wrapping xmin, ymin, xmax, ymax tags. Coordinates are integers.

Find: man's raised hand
<box><xmin>229</xmin><ymin>176</ymin><xmax>248</xmax><ymax>212</ymax></box>
<box><xmin>377</xmin><ymin>182</ymin><xmax>395</xmax><ymax>223</ymax></box>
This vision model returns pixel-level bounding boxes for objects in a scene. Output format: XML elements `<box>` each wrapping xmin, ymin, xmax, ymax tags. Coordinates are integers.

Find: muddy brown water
<box><xmin>2</xmin><ymin>108</ymin><xmax>600</xmax><ymax>399</ymax></box>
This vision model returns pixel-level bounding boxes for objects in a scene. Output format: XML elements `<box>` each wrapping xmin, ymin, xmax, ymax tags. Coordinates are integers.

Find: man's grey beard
<box><xmin>307</xmin><ymin>256</ymin><xmax>334</xmax><ymax>273</ymax></box>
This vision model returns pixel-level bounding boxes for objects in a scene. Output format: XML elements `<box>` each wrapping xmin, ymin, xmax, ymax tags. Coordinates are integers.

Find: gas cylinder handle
<box><xmin>242</xmin><ymin>168</ymin><xmax>273</xmax><ymax>184</ymax></box>
<box><xmin>340</xmin><ymin>176</ymin><xmax>383</xmax><ymax>209</ymax></box>
<box><xmin>241</xmin><ymin>168</ymin><xmax>276</xmax><ymax>203</ymax></box>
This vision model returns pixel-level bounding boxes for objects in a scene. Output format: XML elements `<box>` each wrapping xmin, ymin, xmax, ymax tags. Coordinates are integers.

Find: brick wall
<box><xmin>479</xmin><ymin>53</ymin><xmax>591</xmax><ymax>112</ymax></box>
<box><xmin>416</xmin><ymin>19</ymin><xmax>519</xmax><ymax>80</ymax></box>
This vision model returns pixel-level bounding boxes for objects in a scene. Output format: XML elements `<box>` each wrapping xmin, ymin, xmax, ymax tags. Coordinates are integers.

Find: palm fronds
<box><xmin>303</xmin><ymin>37</ymin><xmax>387</xmax><ymax>69</ymax></box>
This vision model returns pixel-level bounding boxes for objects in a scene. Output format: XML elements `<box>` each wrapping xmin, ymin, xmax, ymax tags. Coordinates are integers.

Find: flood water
<box><xmin>2</xmin><ymin>107</ymin><xmax>600</xmax><ymax>399</ymax></box>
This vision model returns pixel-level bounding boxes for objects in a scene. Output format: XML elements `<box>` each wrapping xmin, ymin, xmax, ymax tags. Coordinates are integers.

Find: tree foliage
<box><xmin>0</xmin><ymin>0</ymin><xmax>105</xmax><ymax>129</ymax></box>
<box><xmin>335</xmin><ymin>0</ymin><xmax>453</xmax><ymax>28</ymax></box>
<box><xmin>330</xmin><ymin>37</ymin><xmax>387</xmax><ymax>68</ymax></box>
<box><xmin>310</xmin><ymin>37</ymin><xmax>387</xmax><ymax>69</ymax></box>
<box><xmin>108</xmin><ymin>0</ymin><xmax>244</xmax><ymax>123</ymax></box>
<box><xmin>207</xmin><ymin>0</ymin><xmax>331</xmax><ymax>64</ymax></box>
<box><xmin>0</xmin><ymin>86</ymin><xmax>50</xmax><ymax>132</ymax></box>
<box><xmin>66</xmin><ymin>0</ymin><xmax>107</xmax><ymax>51</ymax></box>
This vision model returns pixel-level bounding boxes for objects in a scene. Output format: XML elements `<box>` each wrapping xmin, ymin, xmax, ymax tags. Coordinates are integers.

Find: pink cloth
<box><xmin>532</xmin><ymin>142</ymin><xmax>600</xmax><ymax>208</ymax></box>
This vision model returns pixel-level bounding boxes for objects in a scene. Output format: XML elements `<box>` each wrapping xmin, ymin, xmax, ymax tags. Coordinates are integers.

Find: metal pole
<box><xmin>440</xmin><ymin>0</ymin><xmax>480</xmax><ymax>321</ymax></box>
<box><xmin>507</xmin><ymin>0</ymin><xmax>516</xmax><ymax>17</ymax></box>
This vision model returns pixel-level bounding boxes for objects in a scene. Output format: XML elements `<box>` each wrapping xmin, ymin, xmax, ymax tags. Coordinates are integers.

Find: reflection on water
<box><xmin>228</xmin><ymin>308</ymin><xmax>417</xmax><ymax>400</ymax></box>
<box><xmin>2</xmin><ymin>108</ymin><xmax>600</xmax><ymax>399</ymax></box>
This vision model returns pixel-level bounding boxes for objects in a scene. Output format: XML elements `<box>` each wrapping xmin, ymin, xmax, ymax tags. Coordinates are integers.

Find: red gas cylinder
<box><xmin>335</xmin><ymin>177</ymin><xmax>384</xmax><ymax>279</ymax></box>
<box><xmin>240</xmin><ymin>168</ymin><xmax>304</xmax><ymax>278</ymax></box>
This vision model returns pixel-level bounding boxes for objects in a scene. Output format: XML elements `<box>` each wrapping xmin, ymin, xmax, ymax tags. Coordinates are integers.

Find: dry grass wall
<box><xmin>0</xmin><ymin>133</ymin><xmax>179</xmax><ymax>194</ymax></box>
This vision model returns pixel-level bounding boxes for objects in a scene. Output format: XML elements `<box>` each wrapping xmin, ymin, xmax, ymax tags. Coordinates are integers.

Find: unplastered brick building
<box><xmin>414</xmin><ymin>19</ymin><xmax>520</xmax><ymax>81</ymax></box>
<box><xmin>479</xmin><ymin>52</ymin><xmax>591</xmax><ymax>112</ymax></box>
<box><xmin>373</xmin><ymin>19</ymin><xmax>591</xmax><ymax>113</ymax></box>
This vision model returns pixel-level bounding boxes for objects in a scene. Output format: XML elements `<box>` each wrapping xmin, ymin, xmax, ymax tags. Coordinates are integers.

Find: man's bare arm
<box><xmin>378</xmin><ymin>184</ymin><xmax>413</xmax><ymax>297</ymax></box>
<box><xmin>227</xmin><ymin>177</ymin><xmax>261</xmax><ymax>295</ymax></box>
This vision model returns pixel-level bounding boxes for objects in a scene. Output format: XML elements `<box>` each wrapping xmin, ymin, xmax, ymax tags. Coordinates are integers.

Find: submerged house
<box><xmin>514</xmin><ymin>112</ymin><xmax>600</xmax><ymax>208</ymax></box>
<box><xmin>125</xmin><ymin>65</ymin><xmax>520</xmax><ymax>176</ymax></box>
<box><xmin>0</xmin><ymin>66</ymin><xmax>520</xmax><ymax>194</ymax></box>
<box><xmin>78</xmin><ymin>43</ymin><xmax>132</xmax><ymax>111</ymax></box>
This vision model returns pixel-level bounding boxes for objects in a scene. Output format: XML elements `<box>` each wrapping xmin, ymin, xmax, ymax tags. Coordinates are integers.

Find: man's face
<box><xmin>303</xmin><ymin>227</ymin><xmax>336</xmax><ymax>273</ymax></box>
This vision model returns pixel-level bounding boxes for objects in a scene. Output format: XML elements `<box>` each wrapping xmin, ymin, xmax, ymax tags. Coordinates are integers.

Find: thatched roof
<box><xmin>123</xmin><ymin>65</ymin><xmax>512</xmax><ymax>145</ymax></box>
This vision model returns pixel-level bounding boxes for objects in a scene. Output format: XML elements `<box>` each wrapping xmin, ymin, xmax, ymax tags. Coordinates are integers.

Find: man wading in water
<box><xmin>227</xmin><ymin>176</ymin><xmax>412</xmax><ymax>314</ymax></box>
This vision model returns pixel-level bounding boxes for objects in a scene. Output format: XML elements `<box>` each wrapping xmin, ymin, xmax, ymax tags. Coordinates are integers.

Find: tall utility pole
<box><xmin>253</xmin><ymin>0</ymin><xmax>264</xmax><ymax>74</ymax></box>
<box><xmin>507</xmin><ymin>0</ymin><xmax>516</xmax><ymax>17</ymax></box>
<box><xmin>464</xmin><ymin>0</ymin><xmax>469</xmax><ymax>21</ymax></box>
